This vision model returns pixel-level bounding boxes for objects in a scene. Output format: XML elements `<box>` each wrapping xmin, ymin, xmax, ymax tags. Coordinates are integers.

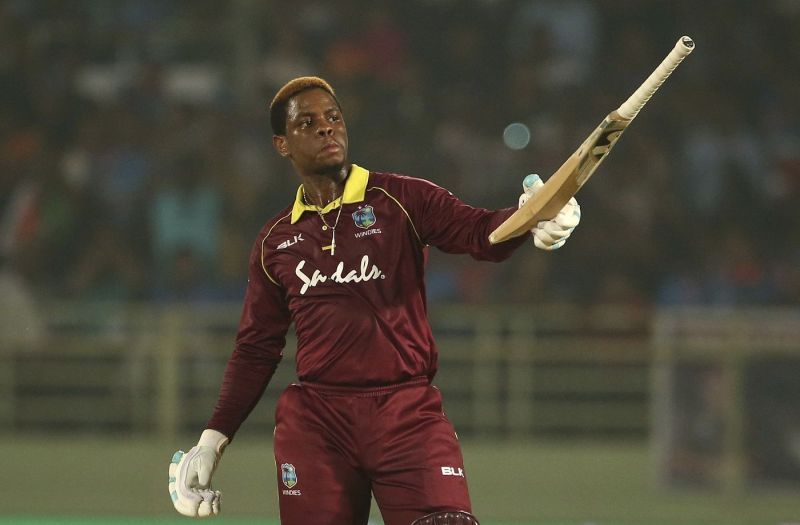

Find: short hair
<box><xmin>269</xmin><ymin>76</ymin><xmax>339</xmax><ymax>135</ymax></box>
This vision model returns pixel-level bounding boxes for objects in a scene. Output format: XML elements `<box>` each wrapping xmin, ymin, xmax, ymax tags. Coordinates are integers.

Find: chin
<box><xmin>317</xmin><ymin>158</ymin><xmax>346</xmax><ymax>176</ymax></box>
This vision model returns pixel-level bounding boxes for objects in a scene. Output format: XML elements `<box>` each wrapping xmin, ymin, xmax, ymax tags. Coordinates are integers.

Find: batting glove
<box><xmin>519</xmin><ymin>174</ymin><xmax>581</xmax><ymax>251</ymax></box>
<box><xmin>169</xmin><ymin>429</ymin><xmax>229</xmax><ymax>518</ymax></box>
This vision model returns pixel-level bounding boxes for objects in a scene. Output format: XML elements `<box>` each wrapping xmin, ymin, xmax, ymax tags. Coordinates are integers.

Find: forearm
<box><xmin>478</xmin><ymin>207</ymin><xmax>529</xmax><ymax>261</ymax></box>
<box><xmin>169</xmin><ymin>347</ymin><xmax>279</xmax><ymax>518</ymax></box>
<box><xmin>435</xmin><ymin>206</ymin><xmax>528</xmax><ymax>262</ymax></box>
<box><xmin>206</xmin><ymin>343</ymin><xmax>282</xmax><ymax>439</ymax></box>
<box><xmin>401</xmin><ymin>175</ymin><xmax>529</xmax><ymax>261</ymax></box>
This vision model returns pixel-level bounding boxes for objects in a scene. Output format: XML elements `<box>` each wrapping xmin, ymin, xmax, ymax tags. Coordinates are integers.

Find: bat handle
<box><xmin>616</xmin><ymin>36</ymin><xmax>695</xmax><ymax>120</ymax></box>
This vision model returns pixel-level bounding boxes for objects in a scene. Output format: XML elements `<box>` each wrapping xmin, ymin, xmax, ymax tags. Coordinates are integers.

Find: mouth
<box><xmin>320</xmin><ymin>141</ymin><xmax>342</xmax><ymax>154</ymax></box>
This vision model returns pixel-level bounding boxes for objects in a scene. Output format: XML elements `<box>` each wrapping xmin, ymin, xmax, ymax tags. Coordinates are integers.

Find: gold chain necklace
<box><xmin>303</xmin><ymin>187</ymin><xmax>343</xmax><ymax>256</ymax></box>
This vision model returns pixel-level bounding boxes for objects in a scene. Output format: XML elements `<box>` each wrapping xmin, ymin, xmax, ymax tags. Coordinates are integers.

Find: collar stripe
<box><xmin>290</xmin><ymin>164</ymin><xmax>369</xmax><ymax>224</ymax></box>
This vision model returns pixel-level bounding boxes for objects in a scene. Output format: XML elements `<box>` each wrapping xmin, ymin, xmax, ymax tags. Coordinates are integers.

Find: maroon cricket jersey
<box><xmin>207</xmin><ymin>164</ymin><xmax>527</xmax><ymax>438</ymax></box>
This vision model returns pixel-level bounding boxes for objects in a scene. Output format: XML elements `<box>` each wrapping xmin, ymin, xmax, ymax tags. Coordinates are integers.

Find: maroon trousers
<box><xmin>273</xmin><ymin>378</ymin><xmax>472</xmax><ymax>525</ymax></box>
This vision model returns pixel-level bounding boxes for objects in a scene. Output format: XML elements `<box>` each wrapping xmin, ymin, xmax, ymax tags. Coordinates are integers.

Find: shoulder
<box><xmin>253</xmin><ymin>204</ymin><xmax>294</xmax><ymax>253</ymax></box>
<box><xmin>367</xmin><ymin>170</ymin><xmax>446</xmax><ymax>196</ymax></box>
<box><xmin>245</xmin><ymin>204</ymin><xmax>294</xmax><ymax>284</ymax></box>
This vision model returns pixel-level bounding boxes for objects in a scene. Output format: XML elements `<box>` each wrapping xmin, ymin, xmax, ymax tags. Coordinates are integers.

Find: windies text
<box><xmin>354</xmin><ymin>228</ymin><xmax>381</xmax><ymax>239</ymax></box>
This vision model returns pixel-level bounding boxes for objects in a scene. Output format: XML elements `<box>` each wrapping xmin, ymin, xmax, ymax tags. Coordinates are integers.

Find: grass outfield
<box><xmin>0</xmin><ymin>516</ymin><xmax>664</xmax><ymax>525</ymax></box>
<box><xmin>0</xmin><ymin>437</ymin><xmax>796</xmax><ymax>524</ymax></box>
<box><xmin>0</xmin><ymin>516</ymin><xmax>644</xmax><ymax>525</ymax></box>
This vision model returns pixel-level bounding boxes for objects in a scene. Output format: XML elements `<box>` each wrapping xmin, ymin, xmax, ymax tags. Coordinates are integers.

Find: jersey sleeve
<box><xmin>206</xmin><ymin>237</ymin><xmax>290</xmax><ymax>439</ymax></box>
<box><xmin>399</xmin><ymin>176</ymin><xmax>528</xmax><ymax>261</ymax></box>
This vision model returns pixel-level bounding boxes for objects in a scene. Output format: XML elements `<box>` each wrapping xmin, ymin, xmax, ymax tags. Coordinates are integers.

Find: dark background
<box><xmin>2</xmin><ymin>0</ymin><xmax>798</xmax><ymax>309</ymax></box>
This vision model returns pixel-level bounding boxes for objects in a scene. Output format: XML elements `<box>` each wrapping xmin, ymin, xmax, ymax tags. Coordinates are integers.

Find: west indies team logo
<box><xmin>352</xmin><ymin>205</ymin><xmax>377</xmax><ymax>229</ymax></box>
<box><xmin>281</xmin><ymin>463</ymin><xmax>298</xmax><ymax>488</ymax></box>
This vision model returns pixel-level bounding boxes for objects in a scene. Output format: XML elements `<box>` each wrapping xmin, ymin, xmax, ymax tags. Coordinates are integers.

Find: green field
<box><xmin>0</xmin><ymin>437</ymin><xmax>796</xmax><ymax>524</ymax></box>
<box><xmin>0</xmin><ymin>520</ymin><xmax>630</xmax><ymax>525</ymax></box>
<box><xmin>0</xmin><ymin>516</ymin><xmax>664</xmax><ymax>525</ymax></box>
<box><xmin>0</xmin><ymin>518</ymin><xmax>687</xmax><ymax>525</ymax></box>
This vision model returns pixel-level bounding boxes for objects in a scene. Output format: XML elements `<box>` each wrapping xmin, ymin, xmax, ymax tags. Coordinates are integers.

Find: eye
<box><xmin>328</xmin><ymin>113</ymin><xmax>340</xmax><ymax>122</ymax></box>
<box><xmin>299</xmin><ymin>119</ymin><xmax>312</xmax><ymax>128</ymax></box>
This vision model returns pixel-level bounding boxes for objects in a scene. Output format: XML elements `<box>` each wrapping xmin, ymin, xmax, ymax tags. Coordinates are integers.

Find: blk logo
<box><xmin>441</xmin><ymin>466</ymin><xmax>464</xmax><ymax>477</ymax></box>
<box><xmin>277</xmin><ymin>234</ymin><xmax>304</xmax><ymax>250</ymax></box>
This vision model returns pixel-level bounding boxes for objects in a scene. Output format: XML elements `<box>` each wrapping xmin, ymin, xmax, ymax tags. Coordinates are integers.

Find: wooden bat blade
<box><xmin>488</xmin><ymin>35</ymin><xmax>694</xmax><ymax>245</ymax></box>
<box><xmin>488</xmin><ymin>114</ymin><xmax>629</xmax><ymax>244</ymax></box>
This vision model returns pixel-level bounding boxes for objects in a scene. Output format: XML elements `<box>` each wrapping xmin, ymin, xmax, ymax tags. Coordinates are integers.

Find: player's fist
<box><xmin>169</xmin><ymin>429</ymin><xmax>229</xmax><ymax>518</ymax></box>
<box><xmin>519</xmin><ymin>174</ymin><xmax>581</xmax><ymax>251</ymax></box>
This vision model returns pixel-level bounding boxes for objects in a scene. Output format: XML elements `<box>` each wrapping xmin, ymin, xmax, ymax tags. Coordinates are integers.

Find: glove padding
<box><xmin>519</xmin><ymin>174</ymin><xmax>581</xmax><ymax>251</ymax></box>
<box><xmin>169</xmin><ymin>429</ymin><xmax>229</xmax><ymax>518</ymax></box>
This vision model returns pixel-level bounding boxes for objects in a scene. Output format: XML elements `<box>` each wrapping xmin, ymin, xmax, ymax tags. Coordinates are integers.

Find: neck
<box><xmin>300</xmin><ymin>165</ymin><xmax>348</xmax><ymax>207</ymax></box>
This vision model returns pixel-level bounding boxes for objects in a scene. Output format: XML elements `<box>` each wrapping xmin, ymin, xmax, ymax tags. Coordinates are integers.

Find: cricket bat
<box><xmin>488</xmin><ymin>36</ymin><xmax>695</xmax><ymax>245</ymax></box>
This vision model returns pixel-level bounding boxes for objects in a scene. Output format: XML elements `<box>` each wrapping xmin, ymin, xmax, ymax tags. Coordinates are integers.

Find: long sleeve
<box><xmin>391</xmin><ymin>175</ymin><xmax>528</xmax><ymax>261</ymax></box>
<box><xmin>206</xmin><ymin>237</ymin><xmax>291</xmax><ymax>439</ymax></box>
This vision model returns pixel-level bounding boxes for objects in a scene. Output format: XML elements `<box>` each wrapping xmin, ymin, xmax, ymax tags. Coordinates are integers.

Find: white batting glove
<box><xmin>169</xmin><ymin>429</ymin><xmax>229</xmax><ymax>518</ymax></box>
<box><xmin>519</xmin><ymin>174</ymin><xmax>581</xmax><ymax>251</ymax></box>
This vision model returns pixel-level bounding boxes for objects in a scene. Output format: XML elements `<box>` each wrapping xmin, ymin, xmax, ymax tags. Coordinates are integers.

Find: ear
<box><xmin>272</xmin><ymin>135</ymin><xmax>290</xmax><ymax>158</ymax></box>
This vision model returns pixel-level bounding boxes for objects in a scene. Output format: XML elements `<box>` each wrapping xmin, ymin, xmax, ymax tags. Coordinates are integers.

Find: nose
<box><xmin>316</xmin><ymin>124</ymin><xmax>333</xmax><ymax>137</ymax></box>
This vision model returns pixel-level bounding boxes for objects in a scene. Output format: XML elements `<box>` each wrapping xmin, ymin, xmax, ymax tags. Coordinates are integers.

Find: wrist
<box><xmin>198</xmin><ymin>428</ymin><xmax>230</xmax><ymax>455</ymax></box>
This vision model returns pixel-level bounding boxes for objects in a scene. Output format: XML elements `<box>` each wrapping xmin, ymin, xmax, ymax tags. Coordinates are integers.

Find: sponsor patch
<box><xmin>295</xmin><ymin>255</ymin><xmax>385</xmax><ymax>295</ymax></box>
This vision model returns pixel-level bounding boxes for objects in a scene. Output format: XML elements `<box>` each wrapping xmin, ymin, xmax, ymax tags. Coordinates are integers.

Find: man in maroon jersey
<box><xmin>168</xmin><ymin>77</ymin><xmax>580</xmax><ymax>525</ymax></box>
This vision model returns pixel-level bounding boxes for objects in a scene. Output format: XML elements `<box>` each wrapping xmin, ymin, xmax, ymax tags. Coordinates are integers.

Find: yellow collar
<box><xmin>290</xmin><ymin>164</ymin><xmax>369</xmax><ymax>224</ymax></box>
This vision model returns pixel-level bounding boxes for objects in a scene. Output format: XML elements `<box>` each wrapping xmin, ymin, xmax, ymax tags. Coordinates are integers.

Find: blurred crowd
<box><xmin>2</xmin><ymin>0</ymin><xmax>799</xmax><ymax>312</ymax></box>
